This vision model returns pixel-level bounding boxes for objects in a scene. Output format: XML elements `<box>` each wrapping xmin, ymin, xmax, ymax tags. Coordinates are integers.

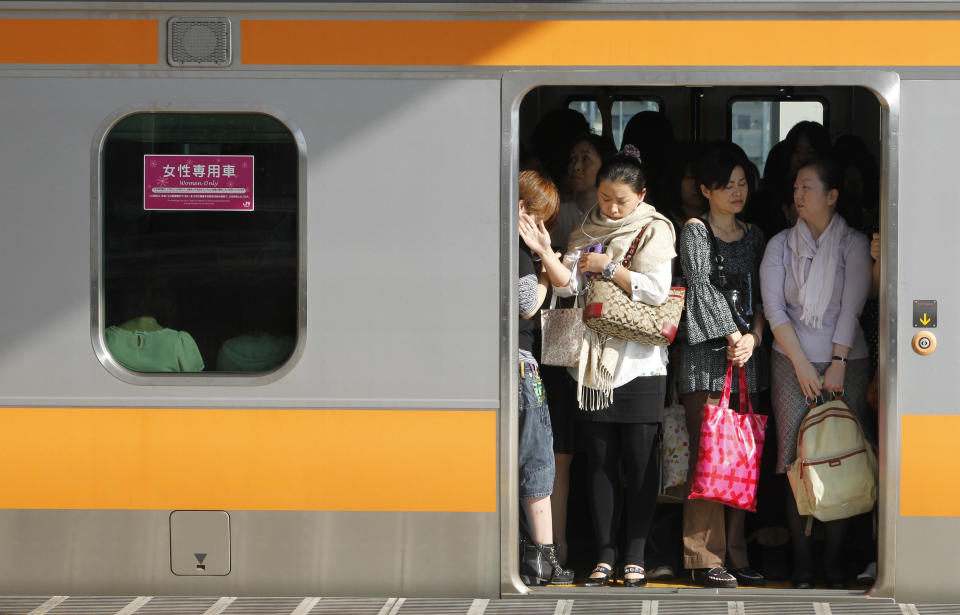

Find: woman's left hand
<box><xmin>822</xmin><ymin>361</ymin><xmax>846</xmax><ymax>394</ymax></box>
<box><xmin>519</xmin><ymin>213</ymin><xmax>552</xmax><ymax>257</ymax></box>
<box><xmin>726</xmin><ymin>333</ymin><xmax>756</xmax><ymax>367</ymax></box>
<box><xmin>578</xmin><ymin>252</ymin><xmax>612</xmax><ymax>275</ymax></box>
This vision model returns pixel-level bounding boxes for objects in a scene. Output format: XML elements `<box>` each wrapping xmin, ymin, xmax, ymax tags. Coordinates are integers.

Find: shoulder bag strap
<box><xmin>699</xmin><ymin>217</ymin><xmax>727</xmax><ymax>286</ymax></box>
<box><xmin>620</xmin><ymin>223</ymin><xmax>650</xmax><ymax>269</ymax></box>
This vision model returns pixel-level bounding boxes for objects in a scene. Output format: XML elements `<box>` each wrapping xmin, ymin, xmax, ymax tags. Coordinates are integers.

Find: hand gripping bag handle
<box><xmin>718</xmin><ymin>361</ymin><xmax>753</xmax><ymax>415</ymax></box>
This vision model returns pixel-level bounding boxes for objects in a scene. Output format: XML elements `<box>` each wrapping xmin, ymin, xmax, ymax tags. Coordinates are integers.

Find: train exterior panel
<box><xmin>0</xmin><ymin>0</ymin><xmax>953</xmax><ymax>604</ymax></box>
<box><xmin>0</xmin><ymin>69</ymin><xmax>502</xmax><ymax>596</ymax></box>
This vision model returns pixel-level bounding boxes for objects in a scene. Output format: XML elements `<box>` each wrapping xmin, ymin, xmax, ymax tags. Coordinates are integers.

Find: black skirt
<box><xmin>576</xmin><ymin>374</ymin><xmax>666</xmax><ymax>424</ymax></box>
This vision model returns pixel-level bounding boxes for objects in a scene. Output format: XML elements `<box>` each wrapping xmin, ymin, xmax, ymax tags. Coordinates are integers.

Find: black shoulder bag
<box><xmin>700</xmin><ymin>218</ymin><xmax>754</xmax><ymax>333</ymax></box>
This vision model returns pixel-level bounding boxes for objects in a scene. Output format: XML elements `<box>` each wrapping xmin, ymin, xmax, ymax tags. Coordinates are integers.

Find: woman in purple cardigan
<box><xmin>759</xmin><ymin>156</ymin><xmax>873</xmax><ymax>590</ymax></box>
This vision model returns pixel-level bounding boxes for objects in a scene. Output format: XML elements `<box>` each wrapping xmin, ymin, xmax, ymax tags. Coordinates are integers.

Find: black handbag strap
<box><xmin>699</xmin><ymin>217</ymin><xmax>756</xmax><ymax>333</ymax></box>
<box><xmin>698</xmin><ymin>217</ymin><xmax>728</xmax><ymax>286</ymax></box>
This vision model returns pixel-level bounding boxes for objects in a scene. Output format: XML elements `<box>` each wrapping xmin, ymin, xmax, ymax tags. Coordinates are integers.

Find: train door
<box><xmin>891</xmin><ymin>78</ymin><xmax>960</xmax><ymax>604</ymax></box>
<box><xmin>501</xmin><ymin>70</ymin><xmax>898</xmax><ymax>599</ymax></box>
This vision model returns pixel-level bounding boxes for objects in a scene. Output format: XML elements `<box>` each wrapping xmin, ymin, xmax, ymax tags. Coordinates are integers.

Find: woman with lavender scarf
<box><xmin>760</xmin><ymin>156</ymin><xmax>873</xmax><ymax>590</ymax></box>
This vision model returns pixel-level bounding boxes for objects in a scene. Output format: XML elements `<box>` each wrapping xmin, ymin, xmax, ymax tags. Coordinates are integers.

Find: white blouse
<box><xmin>553</xmin><ymin>257</ymin><xmax>673</xmax><ymax>387</ymax></box>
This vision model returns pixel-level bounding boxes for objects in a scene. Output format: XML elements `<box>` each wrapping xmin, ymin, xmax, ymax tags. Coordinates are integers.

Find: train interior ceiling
<box><xmin>517</xmin><ymin>83</ymin><xmax>883</xmax><ymax>591</ymax></box>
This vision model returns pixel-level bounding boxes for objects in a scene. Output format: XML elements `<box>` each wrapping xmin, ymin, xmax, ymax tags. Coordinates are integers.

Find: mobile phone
<box><xmin>583</xmin><ymin>243</ymin><xmax>603</xmax><ymax>277</ymax></box>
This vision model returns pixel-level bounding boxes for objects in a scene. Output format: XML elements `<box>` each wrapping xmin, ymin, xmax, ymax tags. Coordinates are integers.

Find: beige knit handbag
<box><xmin>583</xmin><ymin>230</ymin><xmax>686</xmax><ymax>346</ymax></box>
<box><xmin>540</xmin><ymin>293</ymin><xmax>585</xmax><ymax>367</ymax></box>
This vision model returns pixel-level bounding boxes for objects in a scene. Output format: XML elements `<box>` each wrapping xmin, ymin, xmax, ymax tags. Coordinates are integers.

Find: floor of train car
<box><xmin>559</xmin><ymin>578</ymin><xmax>870</xmax><ymax>590</ymax></box>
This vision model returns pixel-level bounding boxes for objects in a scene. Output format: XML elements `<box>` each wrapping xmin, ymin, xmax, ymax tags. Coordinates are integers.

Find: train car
<box><xmin>0</xmin><ymin>0</ymin><xmax>953</xmax><ymax>606</ymax></box>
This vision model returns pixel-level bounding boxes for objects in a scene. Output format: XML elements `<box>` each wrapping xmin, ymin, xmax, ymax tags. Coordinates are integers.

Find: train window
<box><xmin>99</xmin><ymin>112</ymin><xmax>299</xmax><ymax>375</ymax></box>
<box><xmin>567</xmin><ymin>97</ymin><xmax>661</xmax><ymax>147</ymax></box>
<box><xmin>730</xmin><ymin>99</ymin><xmax>825</xmax><ymax>170</ymax></box>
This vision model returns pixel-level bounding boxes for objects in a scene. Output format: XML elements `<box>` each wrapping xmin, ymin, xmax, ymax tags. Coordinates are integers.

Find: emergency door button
<box><xmin>912</xmin><ymin>331</ymin><xmax>937</xmax><ymax>356</ymax></box>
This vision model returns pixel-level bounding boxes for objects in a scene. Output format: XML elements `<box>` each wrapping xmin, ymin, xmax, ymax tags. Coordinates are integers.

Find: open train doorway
<box><xmin>502</xmin><ymin>75</ymin><xmax>896</xmax><ymax>598</ymax></box>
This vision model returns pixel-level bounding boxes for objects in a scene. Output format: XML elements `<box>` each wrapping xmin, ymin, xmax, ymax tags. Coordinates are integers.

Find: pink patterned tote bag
<box><xmin>688</xmin><ymin>363</ymin><xmax>767</xmax><ymax>512</ymax></box>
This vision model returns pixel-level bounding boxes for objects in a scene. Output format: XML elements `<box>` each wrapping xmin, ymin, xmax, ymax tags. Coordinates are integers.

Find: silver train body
<box><xmin>0</xmin><ymin>0</ymin><xmax>955</xmax><ymax>605</ymax></box>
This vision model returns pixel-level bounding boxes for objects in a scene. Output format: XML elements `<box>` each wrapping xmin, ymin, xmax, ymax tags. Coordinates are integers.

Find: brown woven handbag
<box><xmin>582</xmin><ymin>230</ymin><xmax>686</xmax><ymax>346</ymax></box>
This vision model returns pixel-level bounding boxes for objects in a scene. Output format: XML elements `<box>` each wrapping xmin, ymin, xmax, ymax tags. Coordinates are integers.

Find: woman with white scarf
<box><xmin>760</xmin><ymin>157</ymin><xmax>873</xmax><ymax>590</ymax></box>
<box><xmin>522</xmin><ymin>145</ymin><xmax>676</xmax><ymax>587</ymax></box>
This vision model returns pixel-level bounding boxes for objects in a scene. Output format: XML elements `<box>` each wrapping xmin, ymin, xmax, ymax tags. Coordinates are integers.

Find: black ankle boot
<box><xmin>520</xmin><ymin>540</ymin><xmax>575</xmax><ymax>586</ymax></box>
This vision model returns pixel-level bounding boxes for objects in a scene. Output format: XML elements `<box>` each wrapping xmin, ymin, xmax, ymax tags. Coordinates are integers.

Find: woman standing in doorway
<box><xmin>677</xmin><ymin>147</ymin><xmax>767</xmax><ymax>588</ymax></box>
<box><xmin>523</xmin><ymin>146</ymin><xmax>676</xmax><ymax>587</ymax></box>
<box><xmin>760</xmin><ymin>157</ymin><xmax>873</xmax><ymax>589</ymax></box>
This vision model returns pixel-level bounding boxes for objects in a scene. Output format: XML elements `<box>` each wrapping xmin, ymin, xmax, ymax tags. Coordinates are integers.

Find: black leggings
<box><xmin>784</xmin><ymin>482</ymin><xmax>848</xmax><ymax>582</ymax></box>
<box><xmin>582</xmin><ymin>421</ymin><xmax>660</xmax><ymax>566</ymax></box>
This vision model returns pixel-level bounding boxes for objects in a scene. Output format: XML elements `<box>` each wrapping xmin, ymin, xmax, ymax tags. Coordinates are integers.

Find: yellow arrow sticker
<box><xmin>914</xmin><ymin>300</ymin><xmax>938</xmax><ymax>328</ymax></box>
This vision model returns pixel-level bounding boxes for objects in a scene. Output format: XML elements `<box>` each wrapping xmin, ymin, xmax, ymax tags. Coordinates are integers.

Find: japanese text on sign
<box><xmin>144</xmin><ymin>155</ymin><xmax>254</xmax><ymax>211</ymax></box>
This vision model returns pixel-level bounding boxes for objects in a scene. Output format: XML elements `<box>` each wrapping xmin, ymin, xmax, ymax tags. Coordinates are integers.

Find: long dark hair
<box><xmin>784</xmin><ymin>121</ymin><xmax>832</xmax><ymax>171</ymax></box>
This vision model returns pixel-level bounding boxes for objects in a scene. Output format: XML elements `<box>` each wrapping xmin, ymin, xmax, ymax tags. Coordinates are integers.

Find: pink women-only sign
<box><xmin>144</xmin><ymin>155</ymin><xmax>254</xmax><ymax>211</ymax></box>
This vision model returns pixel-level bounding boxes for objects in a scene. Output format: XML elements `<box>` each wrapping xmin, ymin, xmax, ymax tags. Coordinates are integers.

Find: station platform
<box><xmin>1</xmin><ymin>596</ymin><xmax>958</xmax><ymax>615</ymax></box>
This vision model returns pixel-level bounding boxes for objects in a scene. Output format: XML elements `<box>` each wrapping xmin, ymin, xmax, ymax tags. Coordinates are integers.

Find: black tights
<box><xmin>784</xmin><ymin>482</ymin><xmax>848</xmax><ymax>582</ymax></box>
<box><xmin>582</xmin><ymin>421</ymin><xmax>660</xmax><ymax>566</ymax></box>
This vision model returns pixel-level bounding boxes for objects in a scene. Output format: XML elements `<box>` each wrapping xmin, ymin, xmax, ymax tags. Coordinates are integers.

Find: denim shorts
<box><xmin>519</xmin><ymin>361</ymin><xmax>555</xmax><ymax>499</ymax></box>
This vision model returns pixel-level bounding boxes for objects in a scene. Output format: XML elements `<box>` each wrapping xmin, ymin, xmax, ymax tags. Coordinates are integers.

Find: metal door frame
<box><xmin>499</xmin><ymin>68</ymin><xmax>899</xmax><ymax>600</ymax></box>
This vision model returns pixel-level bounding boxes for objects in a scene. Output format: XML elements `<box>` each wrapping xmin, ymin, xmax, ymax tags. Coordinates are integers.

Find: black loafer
<box><xmin>691</xmin><ymin>566</ymin><xmax>737</xmax><ymax>588</ymax></box>
<box><xmin>731</xmin><ymin>566</ymin><xmax>765</xmax><ymax>587</ymax></box>
<box><xmin>792</xmin><ymin>577</ymin><xmax>814</xmax><ymax>590</ymax></box>
<box><xmin>826</xmin><ymin>578</ymin><xmax>847</xmax><ymax>590</ymax></box>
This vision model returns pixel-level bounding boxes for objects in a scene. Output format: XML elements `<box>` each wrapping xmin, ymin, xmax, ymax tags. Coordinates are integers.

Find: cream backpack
<box><xmin>787</xmin><ymin>394</ymin><xmax>878</xmax><ymax>523</ymax></box>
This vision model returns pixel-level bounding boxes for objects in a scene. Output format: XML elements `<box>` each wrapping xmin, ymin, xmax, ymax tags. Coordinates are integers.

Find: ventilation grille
<box><xmin>168</xmin><ymin>17</ymin><xmax>231</xmax><ymax>67</ymax></box>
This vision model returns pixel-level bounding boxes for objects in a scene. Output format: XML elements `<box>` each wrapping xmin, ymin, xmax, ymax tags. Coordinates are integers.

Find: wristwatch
<box><xmin>602</xmin><ymin>261</ymin><xmax>619</xmax><ymax>281</ymax></box>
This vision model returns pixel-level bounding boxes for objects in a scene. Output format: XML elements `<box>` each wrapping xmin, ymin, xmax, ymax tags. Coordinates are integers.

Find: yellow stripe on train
<box><xmin>901</xmin><ymin>415</ymin><xmax>960</xmax><ymax>516</ymax></box>
<box><xmin>0</xmin><ymin>408</ymin><xmax>496</xmax><ymax>511</ymax></box>
<box><xmin>2</xmin><ymin>19</ymin><xmax>960</xmax><ymax>66</ymax></box>
<box><xmin>242</xmin><ymin>20</ymin><xmax>960</xmax><ymax>67</ymax></box>
<box><xmin>0</xmin><ymin>19</ymin><xmax>157</xmax><ymax>64</ymax></box>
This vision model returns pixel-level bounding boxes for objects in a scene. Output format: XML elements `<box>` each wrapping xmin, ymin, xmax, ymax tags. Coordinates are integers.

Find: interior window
<box><xmin>730</xmin><ymin>99</ymin><xmax>825</xmax><ymax>170</ymax></box>
<box><xmin>567</xmin><ymin>98</ymin><xmax>661</xmax><ymax>148</ymax></box>
<box><xmin>100</xmin><ymin>112</ymin><xmax>299</xmax><ymax>375</ymax></box>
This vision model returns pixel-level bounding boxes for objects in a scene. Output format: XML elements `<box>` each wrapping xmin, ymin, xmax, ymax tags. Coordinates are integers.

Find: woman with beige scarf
<box><xmin>521</xmin><ymin>146</ymin><xmax>676</xmax><ymax>587</ymax></box>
